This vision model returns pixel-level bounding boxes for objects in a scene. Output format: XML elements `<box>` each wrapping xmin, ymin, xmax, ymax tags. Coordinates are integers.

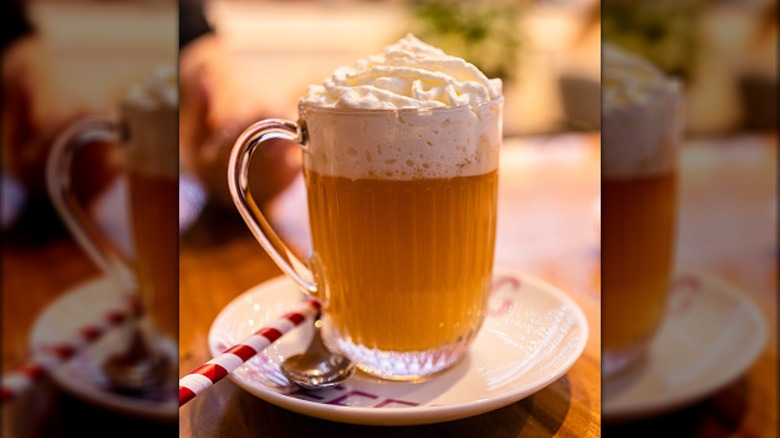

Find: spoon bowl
<box><xmin>281</xmin><ymin>314</ymin><xmax>355</xmax><ymax>390</ymax></box>
<box><xmin>102</xmin><ymin>319</ymin><xmax>174</xmax><ymax>397</ymax></box>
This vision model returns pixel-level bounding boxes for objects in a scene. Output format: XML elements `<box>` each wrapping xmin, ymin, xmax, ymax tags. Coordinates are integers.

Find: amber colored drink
<box><xmin>305</xmin><ymin>169</ymin><xmax>498</xmax><ymax>352</ymax></box>
<box><xmin>127</xmin><ymin>170</ymin><xmax>179</xmax><ymax>343</ymax></box>
<box><xmin>601</xmin><ymin>170</ymin><xmax>677</xmax><ymax>351</ymax></box>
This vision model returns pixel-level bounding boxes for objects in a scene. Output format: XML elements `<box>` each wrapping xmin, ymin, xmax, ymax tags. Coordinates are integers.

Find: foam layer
<box><xmin>302</xmin><ymin>102</ymin><xmax>501</xmax><ymax>180</ymax></box>
<box><xmin>300</xmin><ymin>34</ymin><xmax>502</xmax><ymax>110</ymax></box>
<box><xmin>602</xmin><ymin>44</ymin><xmax>684</xmax><ymax>178</ymax></box>
<box><xmin>121</xmin><ymin>65</ymin><xmax>178</xmax><ymax>178</ymax></box>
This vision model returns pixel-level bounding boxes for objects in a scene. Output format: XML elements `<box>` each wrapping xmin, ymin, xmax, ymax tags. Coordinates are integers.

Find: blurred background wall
<box><xmin>20</xmin><ymin>0</ymin><xmax>776</xmax><ymax>138</ymax></box>
<box><xmin>22</xmin><ymin>0</ymin><xmax>177</xmax><ymax>118</ymax></box>
<box><xmin>15</xmin><ymin>0</ymin><xmax>602</xmax><ymax>138</ymax></box>
<box><xmin>201</xmin><ymin>0</ymin><xmax>601</xmax><ymax>138</ymax></box>
<box><xmin>602</xmin><ymin>0</ymin><xmax>777</xmax><ymax>136</ymax></box>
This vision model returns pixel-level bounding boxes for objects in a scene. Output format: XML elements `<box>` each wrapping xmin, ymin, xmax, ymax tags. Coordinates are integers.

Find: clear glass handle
<box><xmin>228</xmin><ymin>119</ymin><xmax>317</xmax><ymax>295</ymax></box>
<box><xmin>46</xmin><ymin>116</ymin><xmax>136</xmax><ymax>293</ymax></box>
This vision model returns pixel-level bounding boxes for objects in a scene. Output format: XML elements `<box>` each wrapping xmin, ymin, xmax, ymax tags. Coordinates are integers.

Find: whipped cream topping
<box><xmin>122</xmin><ymin>65</ymin><xmax>178</xmax><ymax>178</ymax></box>
<box><xmin>602</xmin><ymin>43</ymin><xmax>684</xmax><ymax>178</ymax></box>
<box><xmin>301</xmin><ymin>34</ymin><xmax>502</xmax><ymax>109</ymax></box>
<box><xmin>124</xmin><ymin>64</ymin><xmax>178</xmax><ymax>110</ymax></box>
<box><xmin>299</xmin><ymin>35</ymin><xmax>502</xmax><ymax>181</ymax></box>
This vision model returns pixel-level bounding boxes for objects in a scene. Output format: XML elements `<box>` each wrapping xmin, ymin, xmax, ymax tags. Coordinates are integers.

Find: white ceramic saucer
<box><xmin>28</xmin><ymin>275</ymin><xmax>178</xmax><ymax>421</ymax></box>
<box><xmin>602</xmin><ymin>272</ymin><xmax>768</xmax><ymax>422</ymax></box>
<box><xmin>208</xmin><ymin>264</ymin><xmax>589</xmax><ymax>426</ymax></box>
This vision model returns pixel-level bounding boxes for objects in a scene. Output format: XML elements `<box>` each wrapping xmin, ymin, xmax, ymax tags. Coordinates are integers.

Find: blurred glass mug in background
<box><xmin>46</xmin><ymin>65</ymin><xmax>178</xmax><ymax>393</ymax></box>
<box><xmin>229</xmin><ymin>35</ymin><xmax>503</xmax><ymax>380</ymax></box>
<box><xmin>601</xmin><ymin>44</ymin><xmax>684</xmax><ymax>376</ymax></box>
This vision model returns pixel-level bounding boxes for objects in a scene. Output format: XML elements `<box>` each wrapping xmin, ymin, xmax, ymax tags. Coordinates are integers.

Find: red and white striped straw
<box><xmin>179</xmin><ymin>297</ymin><xmax>320</xmax><ymax>407</ymax></box>
<box><xmin>1</xmin><ymin>294</ymin><xmax>141</xmax><ymax>403</ymax></box>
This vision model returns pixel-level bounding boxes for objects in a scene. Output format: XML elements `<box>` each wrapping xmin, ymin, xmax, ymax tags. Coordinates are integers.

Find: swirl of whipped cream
<box><xmin>602</xmin><ymin>43</ymin><xmax>684</xmax><ymax>178</ymax></box>
<box><xmin>301</xmin><ymin>34</ymin><xmax>502</xmax><ymax>109</ymax></box>
<box><xmin>123</xmin><ymin>64</ymin><xmax>178</xmax><ymax>110</ymax></box>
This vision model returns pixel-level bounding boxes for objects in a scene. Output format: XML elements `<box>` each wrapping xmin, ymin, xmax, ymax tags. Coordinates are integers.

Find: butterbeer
<box><xmin>298</xmin><ymin>93</ymin><xmax>502</xmax><ymax>379</ymax></box>
<box><xmin>122</xmin><ymin>66</ymin><xmax>179</xmax><ymax>350</ymax></box>
<box><xmin>47</xmin><ymin>66</ymin><xmax>179</xmax><ymax>399</ymax></box>
<box><xmin>228</xmin><ymin>34</ymin><xmax>504</xmax><ymax>380</ymax></box>
<box><xmin>601</xmin><ymin>44</ymin><xmax>684</xmax><ymax>376</ymax></box>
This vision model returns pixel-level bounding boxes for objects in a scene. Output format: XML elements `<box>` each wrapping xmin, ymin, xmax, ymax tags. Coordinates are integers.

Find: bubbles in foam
<box><xmin>302</xmin><ymin>102</ymin><xmax>502</xmax><ymax>181</ymax></box>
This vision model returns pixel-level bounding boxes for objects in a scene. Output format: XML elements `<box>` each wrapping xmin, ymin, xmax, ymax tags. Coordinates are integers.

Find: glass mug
<box><xmin>601</xmin><ymin>81</ymin><xmax>684</xmax><ymax>377</ymax></box>
<box><xmin>229</xmin><ymin>99</ymin><xmax>503</xmax><ymax>380</ymax></box>
<box><xmin>46</xmin><ymin>95</ymin><xmax>179</xmax><ymax>388</ymax></box>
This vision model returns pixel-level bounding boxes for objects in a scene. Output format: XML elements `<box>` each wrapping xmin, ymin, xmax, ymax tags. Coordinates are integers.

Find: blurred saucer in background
<box><xmin>603</xmin><ymin>272</ymin><xmax>768</xmax><ymax>422</ymax></box>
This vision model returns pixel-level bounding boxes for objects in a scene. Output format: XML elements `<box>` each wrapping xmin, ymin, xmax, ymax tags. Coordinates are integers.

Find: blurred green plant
<box><xmin>602</xmin><ymin>0</ymin><xmax>703</xmax><ymax>82</ymax></box>
<box><xmin>407</xmin><ymin>0</ymin><xmax>524</xmax><ymax>81</ymax></box>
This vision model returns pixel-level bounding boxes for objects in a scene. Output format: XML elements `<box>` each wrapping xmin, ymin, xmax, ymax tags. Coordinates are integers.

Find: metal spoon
<box><xmin>281</xmin><ymin>313</ymin><xmax>355</xmax><ymax>390</ymax></box>
<box><xmin>102</xmin><ymin>320</ymin><xmax>173</xmax><ymax>398</ymax></box>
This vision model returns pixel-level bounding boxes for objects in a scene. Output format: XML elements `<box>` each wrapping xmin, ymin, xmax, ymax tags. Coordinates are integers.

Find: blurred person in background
<box><xmin>179</xmin><ymin>0</ymin><xmax>301</xmax><ymax>215</ymax></box>
<box><xmin>2</xmin><ymin>0</ymin><xmax>301</xmax><ymax>242</ymax></box>
<box><xmin>2</xmin><ymin>0</ymin><xmax>120</xmax><ymax>242</ymax></box>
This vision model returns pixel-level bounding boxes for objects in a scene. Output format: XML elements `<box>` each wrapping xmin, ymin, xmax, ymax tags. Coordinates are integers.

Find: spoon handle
<box><xmin>179</xmin><ymin>298</ymin><xmax>320</xmax><ymax>407</ymax></box>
